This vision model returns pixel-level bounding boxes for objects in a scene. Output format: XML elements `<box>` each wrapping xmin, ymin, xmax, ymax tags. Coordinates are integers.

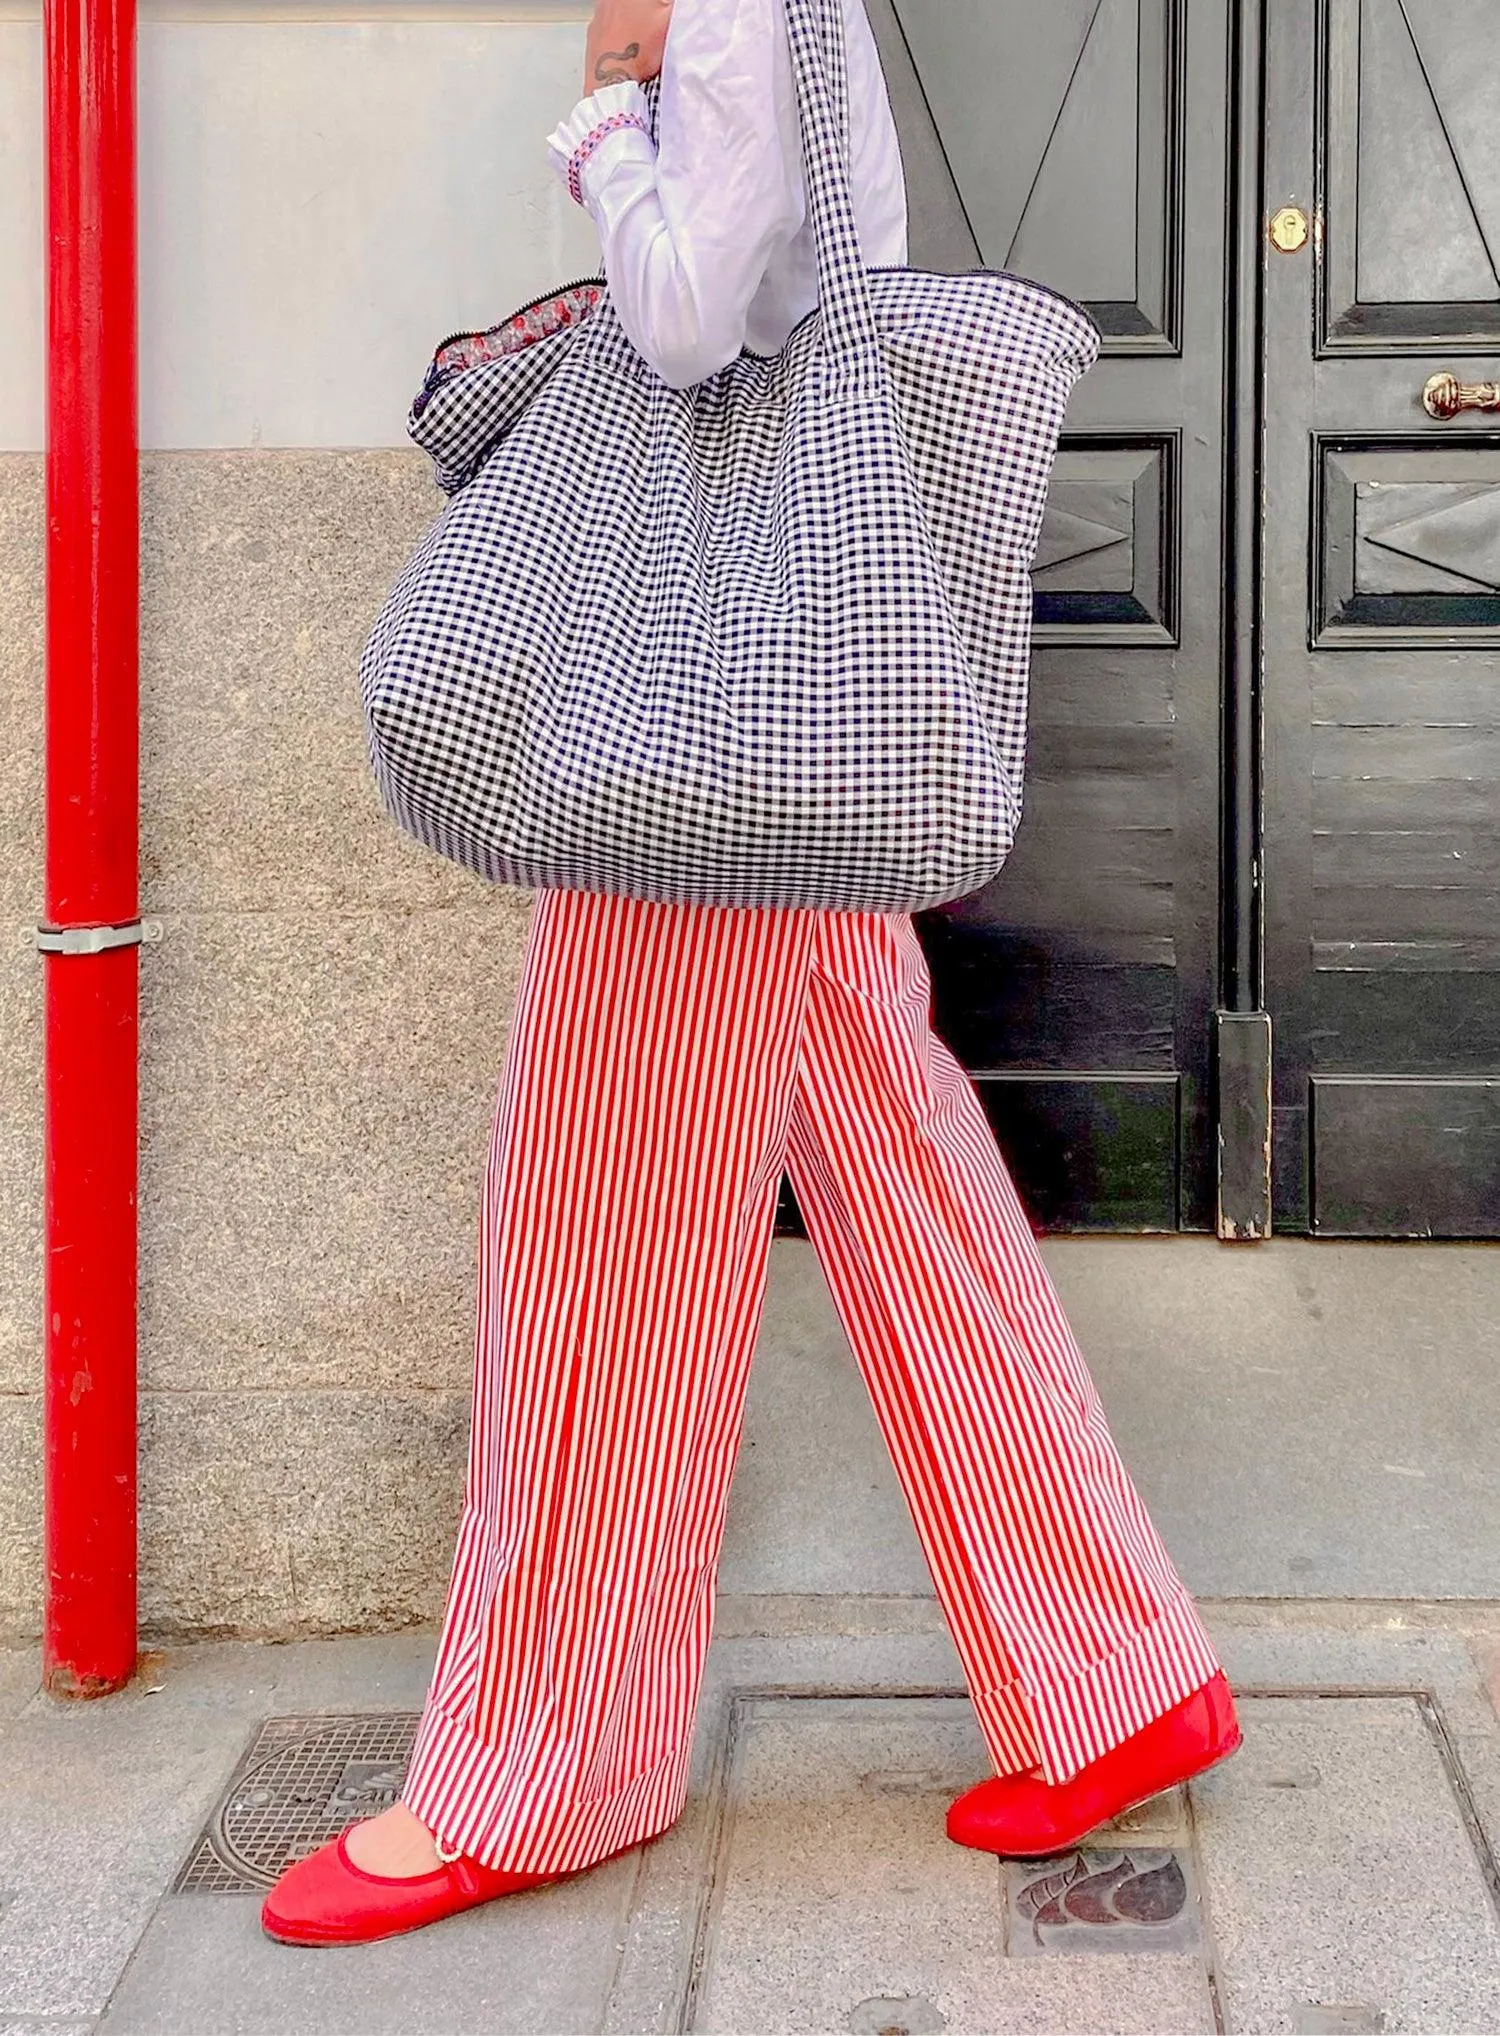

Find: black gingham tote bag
<box><xmin>359</xmin><ymin>0</ymin><xmax>1099</xmax><ymax>912</ymax></box>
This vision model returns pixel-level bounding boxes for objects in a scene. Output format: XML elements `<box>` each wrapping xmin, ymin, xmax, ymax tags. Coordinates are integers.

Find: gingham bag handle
<box><xmin>782</xmin><ymin>0</ymin><xmax>880</xmax><ymax>361</ymax></box>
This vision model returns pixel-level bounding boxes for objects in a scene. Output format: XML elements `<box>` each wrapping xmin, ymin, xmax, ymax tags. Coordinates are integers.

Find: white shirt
<box><xmin>544</xmin><ymin>0</ymin><xmax>908</xmax><ymax>390</ymax></box>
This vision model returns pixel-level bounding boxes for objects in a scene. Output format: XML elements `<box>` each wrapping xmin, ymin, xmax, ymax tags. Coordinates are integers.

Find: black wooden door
<box><xmin>867</xmin><ymin>0</ymin><xmax>1233</xmax><ymax>1231</ymax></box>
<box><xmin>1262</xmin><ymin>0</ymin><xmax>1500</xmax><ymax>1233</ymax></box>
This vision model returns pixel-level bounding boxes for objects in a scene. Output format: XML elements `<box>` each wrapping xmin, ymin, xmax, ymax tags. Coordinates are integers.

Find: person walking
<box><xmin>261</xmin><ymin>0</ymin><xmax>1241</xmax><ymax>1948</ymax></box>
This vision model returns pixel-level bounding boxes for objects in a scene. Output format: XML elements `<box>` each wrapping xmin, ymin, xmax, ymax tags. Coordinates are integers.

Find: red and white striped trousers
<box><xmin>401</xmin><ymin>891</ymin><xmax>1221</xmax><ymax>1875</ymax></box>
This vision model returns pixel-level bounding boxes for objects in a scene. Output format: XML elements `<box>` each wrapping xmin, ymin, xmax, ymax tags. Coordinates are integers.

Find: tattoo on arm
<box><xmin>594</xmin><ymin>41</ymin><xmax>641</xmax><ymax>84</ymax></box>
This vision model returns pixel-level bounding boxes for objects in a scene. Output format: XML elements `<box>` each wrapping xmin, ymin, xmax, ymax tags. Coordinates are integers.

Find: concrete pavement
<box><xmin>0</xmin><ymin>1602</ymin><xmax>1498</xmax><ymax>2034</ymax></box>
<box><xmin>3</xmin><ymin>1236</ymin><xmax>1500</xmax><ymax>2033</ymax></box>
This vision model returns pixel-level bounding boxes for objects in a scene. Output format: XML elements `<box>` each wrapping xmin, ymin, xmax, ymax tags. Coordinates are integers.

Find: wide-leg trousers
<box><xmin>400</xmin><ymin>891</ymin><xmax>1222</xmax><ymax>1875</ymax></box>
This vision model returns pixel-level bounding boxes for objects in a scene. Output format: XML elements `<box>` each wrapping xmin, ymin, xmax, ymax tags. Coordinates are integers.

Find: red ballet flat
<box><xmin>947</xmin><ymin>1670</ymin><xmax>1242</xmax><ymax>1859</ymax></box>
<box><xmin>260</xmin><ymin>1827</ymin><xmax>553</xmax><ymax>1946</ymax></box>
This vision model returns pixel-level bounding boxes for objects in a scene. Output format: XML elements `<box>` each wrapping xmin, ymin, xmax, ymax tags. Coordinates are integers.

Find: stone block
<box><xmin>137</xmin><ymin>1388</ymin><xmax>467</xmax><ymax>1636</ymax></box>
<box><xmin>0</xmin><ymin>458</ymin><xmax>44</xmax><ymax>1417</ymax></box>
<box><xmin>137</xmin><ymin>451</ymin><xmax>497</xmax><ymax>916</ymax></box>
<box><xmin>0</xmin><ymin>1400</ymin><xmax>39</xmax><ymax>1638</ymax></box>
<box><xmin>137</xmin><ymin>900</ymin><xmax>531</xmax><ymax>1396</ymax></box>
<box><xmin>0</xmin><ymin>456</ymin><xmax>42</xmax><ymax>922</ymax></box>
<box><xmin>0</xmin><ymin>948</ymin><xmax>41</xmax><ymax>1399</ymax></box>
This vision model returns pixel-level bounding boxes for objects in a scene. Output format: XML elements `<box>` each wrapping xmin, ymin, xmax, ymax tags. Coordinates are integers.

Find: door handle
<box><xmin>1422</xmin><ymin>372</ymin><xmax>1500</xmax><ymax>420</ymax></box>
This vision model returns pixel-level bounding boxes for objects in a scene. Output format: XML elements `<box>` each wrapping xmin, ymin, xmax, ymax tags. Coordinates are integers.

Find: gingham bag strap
<box><xmin>782</xmin><ymin>0</ymin><xmax>880</xmax><ymax>362</ymax></box>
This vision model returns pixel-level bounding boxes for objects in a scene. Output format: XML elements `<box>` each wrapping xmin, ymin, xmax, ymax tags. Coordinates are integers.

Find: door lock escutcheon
<box><xmin>1268</xmin><ymin>204</ymin><xmax>1310</xmax><ymax>253</ymax></box>
<box><xmin>1422</xmin><ymin>372</ymin><xmax>1500</xmax><ymax>420</ymax></box>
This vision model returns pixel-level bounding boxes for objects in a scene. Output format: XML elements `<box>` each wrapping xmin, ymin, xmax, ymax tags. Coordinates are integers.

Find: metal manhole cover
<box><xmin>175</xmin><ymin>1713</ymin><xmax>421</xmax><ymax>1893</ymax></box>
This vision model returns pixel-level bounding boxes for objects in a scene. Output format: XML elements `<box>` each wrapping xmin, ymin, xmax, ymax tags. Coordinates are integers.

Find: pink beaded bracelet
<box><xmin>566</xmin><ymin>111</ymin><xmax>652</xmax><ymax>207</ymax></box>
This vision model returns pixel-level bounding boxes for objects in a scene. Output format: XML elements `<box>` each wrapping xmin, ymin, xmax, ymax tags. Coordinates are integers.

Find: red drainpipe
<box><xmin>39</xmin><ymin>0</ymin><xmax>140</xmax><ymax>1695</ymax></box>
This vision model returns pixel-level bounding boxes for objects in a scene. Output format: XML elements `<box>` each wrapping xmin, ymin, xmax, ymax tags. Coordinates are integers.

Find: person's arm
<box><xmin>547</xmin><ymin>0</ymin><xmax>803</xmax><ymax>391</ymax></box>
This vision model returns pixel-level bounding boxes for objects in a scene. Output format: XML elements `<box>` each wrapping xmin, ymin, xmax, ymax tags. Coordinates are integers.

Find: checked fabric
<box><xmin>359</xmin><ymin>0</ymin><xmax>1100</xmax><ymax>913</ymax></box>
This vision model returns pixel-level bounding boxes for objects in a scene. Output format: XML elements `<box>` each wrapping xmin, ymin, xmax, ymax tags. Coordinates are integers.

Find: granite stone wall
<box><xmin>0</xmin><ymin>451</ymin><xmax>536</xmax><ymax>1635</ymax></box>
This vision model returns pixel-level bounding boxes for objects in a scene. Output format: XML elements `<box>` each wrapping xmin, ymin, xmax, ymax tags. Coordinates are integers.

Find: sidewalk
<box><xmin>1</xmin><ymin>1603</ymin><xmax>1499</xmax><ymax>2035</ymax></box>
<box><xmin>3</xmin><ymin>1238</ymin><xmax>1500</xmax><ymax>2034</ymax></box>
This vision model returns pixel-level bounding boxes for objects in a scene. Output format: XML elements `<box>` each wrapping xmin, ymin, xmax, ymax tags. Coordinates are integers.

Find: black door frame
<box><xmin>1216</xmin><ymin>0</ymin><xmax>1274</xmax><ymax>1240</ymax></box>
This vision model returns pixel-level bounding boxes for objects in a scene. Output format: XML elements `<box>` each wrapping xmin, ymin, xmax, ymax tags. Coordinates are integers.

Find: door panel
<box><xmin>1263</xmin><ymin>0</ymin><xmax>1500</xmax><ymax>1235</ymax></box>
<box><xmin>1324</xmin><ymin>0</ymin><xmax>1500</xmax><ymax>347</ymax></box>
<box><xmin>1034</xmin><ymin>437</ymin><xmax>1178</xmax><ymax>641</ymax></box>
<box><xmin>880</xmin><ymin>0</ymin><xmax>1179</xmax><ymax>346</ymax></box>
<box><xmin>1311</xmin><ymin>1078</ymin><xmax>1500</xmax><ymax>1235</ymax></box>
<box><xmin>863</xmin><ymin>0</ymin><xmax>1229</xmax><ymax>1230</ymax></box>
<box><xmin>1314</xmin><ymin>442</ymin><xmax>1500</xmax><ymax>643</ymax></box>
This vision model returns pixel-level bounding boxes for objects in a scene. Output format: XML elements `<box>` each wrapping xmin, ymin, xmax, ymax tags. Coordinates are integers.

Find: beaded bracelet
<box><xmin>566</xmin><ymin>110</ymin><xmax>653</xmax><ymax>207</ymax></box>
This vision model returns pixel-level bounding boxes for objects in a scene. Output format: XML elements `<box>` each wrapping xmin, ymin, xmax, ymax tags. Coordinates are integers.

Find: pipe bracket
<box><xmin>21</xmin><ymin>919</ymin><xmax>163</xmax><ymax>954</ymax></box>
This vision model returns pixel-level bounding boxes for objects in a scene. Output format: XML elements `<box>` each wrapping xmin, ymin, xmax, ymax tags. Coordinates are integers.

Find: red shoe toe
<box><xmin>260</xmin><ymin>1829</ymin><xmax>544</xmax><ymax>1946</ymax></box>
<box><xmin>947</xmin><ymin>1671</ymin><xmax>1242</xmax><ymax>1859</ymax></box>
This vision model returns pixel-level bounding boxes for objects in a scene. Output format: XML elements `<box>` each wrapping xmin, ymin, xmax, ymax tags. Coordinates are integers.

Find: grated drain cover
<box><xmin>175</xmin><ymin>1713</ymin><xmax>421</xmax><ymax>1893</ymax></box>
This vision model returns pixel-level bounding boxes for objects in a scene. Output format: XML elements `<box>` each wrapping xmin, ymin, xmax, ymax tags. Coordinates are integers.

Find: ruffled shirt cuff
<box><xmin>546</xmin><ymin>79</ymin><xmax>656</xmax><ymax>209</ymax></box>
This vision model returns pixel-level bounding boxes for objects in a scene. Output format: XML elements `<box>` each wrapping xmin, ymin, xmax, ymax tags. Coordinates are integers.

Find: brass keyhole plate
<box><xmin>1269</xmin><ymin>205</ymin><xmax>1310</xmax><ymax>253</ymax></box>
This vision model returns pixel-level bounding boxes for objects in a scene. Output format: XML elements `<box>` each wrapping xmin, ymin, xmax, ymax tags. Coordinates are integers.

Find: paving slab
<box><xmin>1210</xmin><ymin>1612</ymin><xmax>1500</xmax><ymax>1862</ymax></box>
<box><xmin>722</xmin><ymin>1239</ymin><xmax>1500</xmax><ymax>1602</ymax></box>
<box><xmin>0</xmin><ymin>1636</ymin><xmax>439</xmax><ymax>2021</ymax></box>
<box><xmin>0</xmin><ymin>1687</ymin><xmax>248</xmax><ymax>2019</ymax></box>
<box><xmin>94</xmin><ymin>1864</ymin><xmax>639</xmax><ymax>2036</ymax></box>
<box><xmin>689</xmin><ymin>1693</ymin><xmax>1216</xmax><ymax>2036</ymax></box>
<box><xmin>1193</xmin><ymin>1695</ymin><xmax>1500</xmax><ymax>2035</ymax></box>
<box><xmin>721</xmin><ymin>1250</ymin><xmax>933</xmax><ymax>1599</ymax></box>
<box><xmin>0</xmin><ymin>2021</ymin><xmax>98</xmax><ymax>2035</ymax></box>
<box><xmin>600</xmin><ymin>1684</ymin><xmax>734</xmax><ymax>2036</ymax></box>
